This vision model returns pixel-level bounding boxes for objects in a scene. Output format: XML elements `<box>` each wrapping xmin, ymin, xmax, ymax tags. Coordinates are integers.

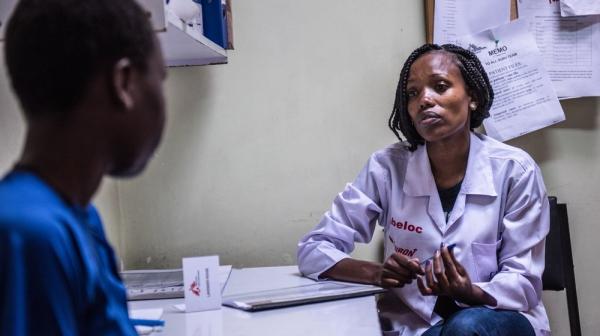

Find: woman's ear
<box><xmin>467</xmin><ymin>90</ymin><xmax>477</xmax><ymax>111</ymax></box>
<box><xmin>111</xmin><ymin>58</ymin><xmax>135</xmax><ymax>110</ymax></box>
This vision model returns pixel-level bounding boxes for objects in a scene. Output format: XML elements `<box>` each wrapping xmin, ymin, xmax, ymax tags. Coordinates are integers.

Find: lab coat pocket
<box><xmin>471</xmin><ymin>239</ymin><xmax>501</xmax><ymax>282</ymax></box>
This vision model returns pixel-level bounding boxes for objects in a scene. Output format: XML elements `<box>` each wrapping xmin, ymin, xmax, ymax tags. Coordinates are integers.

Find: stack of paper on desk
<box><xmin>122</xmin><ymin>265</ymin><xmax>232</xmax><ymax>301</ymax></box>
<box><xmin>222</xmin><ymin>281</ymin><xmax>385</xmax><ymax>312</ymax></box>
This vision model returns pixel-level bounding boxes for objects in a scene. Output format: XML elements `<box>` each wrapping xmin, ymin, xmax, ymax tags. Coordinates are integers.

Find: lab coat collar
<box><xmin>402</xmin><ymin>132</ymin><xmax>497</xmax><ymax>197</ymax></box>
<box><xmin>462</xmin><ymin>133</ymin><xmax>497</xmax><ymax>197</ymax></box>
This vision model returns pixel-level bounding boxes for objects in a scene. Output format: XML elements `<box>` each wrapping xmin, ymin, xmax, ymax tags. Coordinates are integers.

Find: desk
<box><xmin>128</xmin><ymin>266</ymin><xmax>382</xmax><ymax>336</ymax></box>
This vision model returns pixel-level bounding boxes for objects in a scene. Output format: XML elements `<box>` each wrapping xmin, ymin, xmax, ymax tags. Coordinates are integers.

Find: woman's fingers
<box><xmin>381</xmin><ymin>268</ymin><xmax>412</xmax><ymax>283</ymax></box>
<box><xmin>384</xmin><ymin>253</ymin><xmax>421</xmax><ymax>279</ymax></box>
<box><xmin>380</xmin><ymin>252</ymin><xmax>428</xmax><ymax>289</ymax></box>
<box><xmin>441</xmin><ymin>246</ymin><xmax>459</xmax><ymax>281</ymax></box>
<box><xmin>383</xmin><ymin>258</ymin><xmax>412</xmax><ymax>278</ymax></box>
<box><xmin>448</xmin><ymin>247</ymin><xmax>467</xmax><ymax>276</ymax></box>
<box><xmin>404</xmin><ymin>257</ymin><xmax>425</xmax><ymax>276</ymax></box>
<box><xmin>380</xmin><ymin>277</ymin><xmax>400</xmax><ymax>288</ymax></box>
<box><xmin>433</xmin><ymin>249</ymin><xmax>450</xmax><ymax>291</ymax></box>
<box><xmin>385</xmin><ymin>248</ymin><xmax>466</xmax><ymax>294</ymax></box>
<box><xmin>391</xmin><ymin>253</ymin><xmax>421</xmax><ymax>276</ymax></box>
<box><xmin>424</xmin><ymin>260</ymin><xmax>440</xmax><ymax>293</ymax></box>
<box><xmin>417</xmin><ymin>275</ymin><xmax>433</xmax><ymax>295</ymax></box>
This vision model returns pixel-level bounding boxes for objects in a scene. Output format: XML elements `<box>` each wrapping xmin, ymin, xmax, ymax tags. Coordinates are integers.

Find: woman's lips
<box><xmin>418</xmin><ymin>111</ymin><xmax>442</xmax><ymax>126</ymax></box>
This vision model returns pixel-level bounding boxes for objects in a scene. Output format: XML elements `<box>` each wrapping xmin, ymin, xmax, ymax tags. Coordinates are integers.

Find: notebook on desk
<box><xmin>222</xmin><ymin>281</ymin><xmax>385</xmax><ymax>311</ymax></box>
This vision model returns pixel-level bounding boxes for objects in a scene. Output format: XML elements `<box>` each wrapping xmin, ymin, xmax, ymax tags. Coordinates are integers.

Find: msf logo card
<box><xmin>183</xmin><ymin>255</ymin><xmax>222</xmax><ymax>312</ymax></box>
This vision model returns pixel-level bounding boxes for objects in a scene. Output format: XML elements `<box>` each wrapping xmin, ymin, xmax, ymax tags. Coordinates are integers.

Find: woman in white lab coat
<box><xmin>297</xmin><ymin>44</ymin><xmax>550</xmax><ymax>336</ymax></box>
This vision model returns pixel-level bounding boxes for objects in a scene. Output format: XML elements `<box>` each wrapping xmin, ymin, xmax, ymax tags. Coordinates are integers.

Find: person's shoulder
<box><xmin>476</xmin><ymin>133</ymin><xmax>538</xmax><ymax>172</ymax></box>
<box><xmin>0</xmin><ymin>174</ymin><xmax>90</xmax><ymax>335</ymax></box>
<box><xmin>371</xmin><ymin>141</ymin><xmax>412</xmax><ymax>163</ymax></box>
<box><xmin>0</xmin><ymin>172</ymin><xmax>72</xmax><ymax>246</ymax></box>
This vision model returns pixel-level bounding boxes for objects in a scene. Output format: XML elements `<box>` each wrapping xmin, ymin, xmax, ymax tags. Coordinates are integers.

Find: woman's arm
<box><xmin>322</xmin><ymin>254</ymin><xmax>424</xmax><ymax>288</ymax></box>
<box><xmin>320</xmin><ymin>258</ymin><xmax>383</xmax><ymax>285</ymax></box>
<box><xmin>298</xmin><ymin>152</ymin><xmax>390</xmax><ymax>280</ymax></box>
<box><xmin>474</xmin><ymin>164</ymin><xmax>549</xmax><ymax>311</ymax></box>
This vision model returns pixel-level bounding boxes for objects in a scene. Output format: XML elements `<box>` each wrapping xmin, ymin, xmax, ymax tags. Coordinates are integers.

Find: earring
<box><xmin>469</xmin><ymin>102</ymin><xmax>477</xmax><ymax>111</ymax></box>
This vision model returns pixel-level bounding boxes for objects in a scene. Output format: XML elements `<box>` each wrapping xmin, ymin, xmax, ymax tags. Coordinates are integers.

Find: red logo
<box><xmin>388</xmin><ymin>236</ymin><xmax>418</xmax><ymax>257</ymax></box>
<box><xmin>189</xmin><ymin>280</ymin><xmax>201</xmax><ymax>296</ymax></box>
<box><xmin>189</xmin><ymin>270</ymin><xmax>201</xmax><ymax>296</ymax></box>
<box><xmin>390</xmin><ymin>217</ymin><xmax>423</xmax><ymax>234</ymax></box>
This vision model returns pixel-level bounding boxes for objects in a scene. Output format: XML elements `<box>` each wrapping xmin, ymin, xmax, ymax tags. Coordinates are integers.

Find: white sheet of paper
<box><xmin>183</xmin><ymin>255</ymin><xmax>221</xmax><ymax>312</ymax></box>
<box><xmin>455</xmin><ymin>19</ymin><xmax>564</xmax><ymax>141</ymax></box>
<box><xmin>433</xmin><ymin>0</ymin><xmax>511</xmax><ymax>44</ymax></box>
<box><xmin>560</xmin><ymin>0</ymin><xmax>600</xmax><ymax>17</ymax></box>
<box><xmin>518</xmin><ymin>0</ymin><xmax>600</xmax><ymax>97</ymax></box>
<box><xmin>128</xmin><ymin>308</ymin><xmax>164</xmax><ymax>335</ymax></box>
<box><xmin>129</xmin><ymin>307</ymin><xmax>164</xmax><ymax>320</ymax></box>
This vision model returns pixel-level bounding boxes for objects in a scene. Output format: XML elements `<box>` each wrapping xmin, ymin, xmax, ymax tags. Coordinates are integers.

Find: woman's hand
<box><xmin>378</xmin><ymin>253</ymin><xmax>425</xmax><ymax>288</ymax></box>
<box><xmin>417</xmin><ymin>245</ymin><xmax>497</xmax><ymax>306</ymax></box>
<box><xmin>318</xmin><ymin>253</ymin><xmax>424</xmax><ymax>289</ymax></box>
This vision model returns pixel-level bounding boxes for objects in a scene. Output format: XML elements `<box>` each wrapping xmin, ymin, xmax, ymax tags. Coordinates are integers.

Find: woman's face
<box><xmin>406</xmin><ymin>51</ymin><xmax>473</xmax><ymax>144</ymax></box>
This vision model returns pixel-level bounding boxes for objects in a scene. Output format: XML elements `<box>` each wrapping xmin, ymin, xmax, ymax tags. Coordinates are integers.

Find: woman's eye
<box><xmin>406</xmin><ymin>89</ymin><xmax>418</xmax><ymax>98</ymax></box>
<box><xmin>435</xmin><ymin>83</ymin><xmax>448</xmax><ymax>92</ymax></box>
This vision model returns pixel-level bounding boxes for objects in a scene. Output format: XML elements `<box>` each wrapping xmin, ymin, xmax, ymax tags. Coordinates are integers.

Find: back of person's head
<box><xmin>4</xmin><ymin>0</ymin><xmax>156</xmax><ymax>120</ymax></box>
<box><xmin>388</xmin><ymin>43</ymin><xmax>494</xmax><ymax>150</ymax></box>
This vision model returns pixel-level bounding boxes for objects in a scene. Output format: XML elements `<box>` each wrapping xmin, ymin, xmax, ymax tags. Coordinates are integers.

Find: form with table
<box><xmin>128</xmin><ymin>266</ymin><xmax>382</xmax><ymax>336</ymax></box>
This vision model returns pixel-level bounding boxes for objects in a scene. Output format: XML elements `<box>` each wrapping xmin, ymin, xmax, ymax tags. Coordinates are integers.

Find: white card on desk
<box><xmin>182</xmin><ymin>255</ymin><xmax>221</xmax><ymax>312</ymax></box>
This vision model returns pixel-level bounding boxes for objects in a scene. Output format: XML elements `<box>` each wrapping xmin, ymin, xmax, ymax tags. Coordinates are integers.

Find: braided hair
<box><xmin>388</xmin><ymin>44</ymin><xmax>494</xmax><ymax>151</ymax></box>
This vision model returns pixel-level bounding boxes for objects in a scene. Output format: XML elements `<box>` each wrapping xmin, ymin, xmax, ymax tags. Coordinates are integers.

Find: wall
<box><xmin>115</xmin><ymin>0</ymin><xmax>418</xmax><ymax>268</ymax></box>
<box><xmin>0</xmin><ymin>1</ymin><xmax>598</xmax><ymax>334</ymax></box>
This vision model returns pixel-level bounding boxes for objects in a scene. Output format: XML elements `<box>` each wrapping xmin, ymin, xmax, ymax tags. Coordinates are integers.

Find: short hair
<box><xmin>4</xmin><ymin>0</ymin><xmax>156</xmax><ymax>119</ymax></box>
<box><xmin>388</xmin><ymin>44</ymin><xmax>494</xmax><ymax>151</ymax></box>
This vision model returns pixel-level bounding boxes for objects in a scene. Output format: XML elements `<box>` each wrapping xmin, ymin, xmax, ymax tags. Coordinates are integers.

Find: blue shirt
<box><xmin>0</xmin><ymin>171</ymin><xmax>136</xmax><ymax>336</ymax></box>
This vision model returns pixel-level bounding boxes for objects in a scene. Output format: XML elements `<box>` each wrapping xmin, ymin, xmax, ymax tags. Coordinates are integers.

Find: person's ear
<box><xmin>112</xmin><ymin>58</ymin><xmax>135</xmax><ymax>110</ymax></box>
<box><xmin>467</xmin><ymin>90</ymin><xmax>477</xmax><ymax>111</ymax></box>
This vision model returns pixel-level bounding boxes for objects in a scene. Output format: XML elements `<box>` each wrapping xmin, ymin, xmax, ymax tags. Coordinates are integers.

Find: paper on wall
<box><xmin>560</xmin><ymin>0</ymin><xmax>600</xmax><ymax>17</ymax></box>
<box><xmin>518</xmin><ymin>0</ymin><xmax>600</xmax><ymax>98</ymax></box>
<box><xmin>455</xmin><ymin>19</ymin><xmax>565</xmax><ymax>141</ymax></box>
<box><xmin>434</xmin><ymin>0</ymin><xmax>511</xmax><ymax>44</ymax></box>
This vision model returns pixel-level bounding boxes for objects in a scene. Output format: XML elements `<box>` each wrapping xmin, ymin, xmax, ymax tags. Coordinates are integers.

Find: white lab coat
<box><xmin>297</xmin><ymin>132</ymin><xmax>550</xmax><ymax>336</ymax></box>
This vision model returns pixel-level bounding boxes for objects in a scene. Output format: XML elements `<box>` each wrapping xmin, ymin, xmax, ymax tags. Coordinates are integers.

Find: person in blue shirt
<box><xmin>0</xmin><ymin>0</ymin><xmax>167</xmax><ymax>334</ymax></box>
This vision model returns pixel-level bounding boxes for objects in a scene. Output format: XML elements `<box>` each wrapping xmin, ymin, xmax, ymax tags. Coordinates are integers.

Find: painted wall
<box><xmin>1</xmin><ymin>1</ymin><xmax>598</xmax><ymax>334</ymax></box>
<box><xmin>115</xmin><ymin>0</ymin><xmax>418</xmax><ymax>268</ymax></box>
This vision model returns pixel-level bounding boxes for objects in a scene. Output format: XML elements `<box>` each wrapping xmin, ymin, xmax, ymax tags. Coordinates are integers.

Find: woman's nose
<box><xmin>419</xmin><ymin>94</ymin><xmax>434</xmax><ymax>111</ymax></box>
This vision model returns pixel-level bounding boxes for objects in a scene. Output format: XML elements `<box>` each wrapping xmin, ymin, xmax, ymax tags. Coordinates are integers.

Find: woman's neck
<box><xmin>427</xmin><ymin>131</ymin><xmax>471</xmax><ymax>189</ymax></box>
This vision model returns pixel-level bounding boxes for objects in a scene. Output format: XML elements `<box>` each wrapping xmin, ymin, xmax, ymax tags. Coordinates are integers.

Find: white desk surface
<box><xmin>128</xmin><ymin>266</ymin><xmax>382</xmax><ymax>336</ymax></box>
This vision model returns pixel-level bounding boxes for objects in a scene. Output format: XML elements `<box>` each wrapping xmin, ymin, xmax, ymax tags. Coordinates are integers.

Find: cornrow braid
<box><xmin>388</xmin><ymin>43</ymin><xmax>494</xmax><ymax>151</ymax></box>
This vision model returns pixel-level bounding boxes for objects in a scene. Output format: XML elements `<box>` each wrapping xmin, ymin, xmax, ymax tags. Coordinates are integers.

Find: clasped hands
<box><xmin>378</xmin><ymin>244</ymin><xmax>483</xmax><ymax>305</ymax></box>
